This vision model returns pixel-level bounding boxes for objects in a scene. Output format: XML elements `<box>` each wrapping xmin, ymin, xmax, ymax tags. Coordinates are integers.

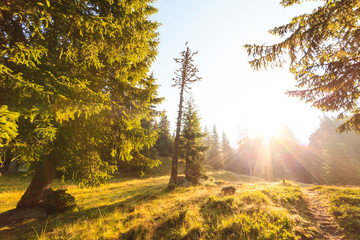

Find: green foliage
<box><xmin>116</xmin><ymin>119</ymin><xmax>161</xmax><ymax>177</ymax></box>
<box><xmin>246</xmin><ymin>0</ymin><xmax>360</xmax><ymax>132</ymax></box>
<box><xmin>316</xmin><ymin>186</ymin><xmax>360</xmax><ymax>239</ymax></box>
<box><xmin>0</xmin><ymin>0</ymin><xmax>161</xmax><ymax>186</ymax></box>
<box><xmin>155</xmin><ymin>114</ymin><xmax>174</xmax><ymax>157</ymax></box>
<box><xmin>206</xmin><ymin>125</ymin><xmax>224</xmax><ymax>169</ymax></box>
<box><xmin>181</xmin><ymin>97</ymin><xmax>207</xmax><ymax>184</ymax></box>
<box><xmin>170</xmin><ymin>44</ymin><xmax>202</xmax><ymax>184</ymax></box>
<box><xmin>0</xmin><ymin>105</ymin><xmax>19</xmax><ymax>149</ymax></box>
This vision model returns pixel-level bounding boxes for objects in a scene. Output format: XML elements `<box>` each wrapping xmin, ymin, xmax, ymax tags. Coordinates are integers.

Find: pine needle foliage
<box><xmin>180</xmin><ymin>97</ymin><xmax>207</xmax><ymax>184</ymax></box>
<box><xmin>206</xmin><ymin>125</ymin><xmax>224</xmax><ymax>169</ymax></box>
<box><xmin>0</xmin><ymin>105</ymin><xmax>19</xmax><ymax>148</ymax></box>
<box><xmin>0</xmin><ymin>0</ymin><xmax>161</xmax><ymax>187</ymax></box>
<box><xmin>245</xmin><ymin>0</ymin><xmax>360</xmax><ymax>133</ymax></box>
<box><xmin>155</xmin><ymin>114</ymin><xmax>174</xmax><ymax>157</ymax></box>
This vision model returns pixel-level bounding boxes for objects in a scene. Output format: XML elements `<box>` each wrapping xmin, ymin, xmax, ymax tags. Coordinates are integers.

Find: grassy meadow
<box><xmin>0</xmin><ymin>158</ymin><xmax>359</xmax><ymax>240</ymax></box>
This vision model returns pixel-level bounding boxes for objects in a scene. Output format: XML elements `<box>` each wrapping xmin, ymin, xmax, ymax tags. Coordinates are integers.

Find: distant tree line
<box><xmin>216</xmin><ymin>118</ymin><xmax>360</xmax><ymax>186</ymax></box>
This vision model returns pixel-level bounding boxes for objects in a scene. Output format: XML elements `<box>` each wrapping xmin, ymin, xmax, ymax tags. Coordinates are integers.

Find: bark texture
<box><xmin>169</xmin><ymin>82</ymin><xmax>185</xmax><ymax>185</ymax></box>
<box><xmin>17</xmin><ymin>151</ymin><xmax>58</xmax><ymax>209</ymax></box>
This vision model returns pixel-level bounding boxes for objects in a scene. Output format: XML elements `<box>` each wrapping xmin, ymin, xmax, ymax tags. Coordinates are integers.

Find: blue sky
<box><xmin>151</xmin><ymin>0</ymin><xmax>325</xmax><ymax>146</ymax></box>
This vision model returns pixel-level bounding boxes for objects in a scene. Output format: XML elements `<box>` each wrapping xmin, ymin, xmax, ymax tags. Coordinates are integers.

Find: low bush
<box><xmin>221</xmin><ymin>185</ymin><xmax>236</xmax><ymax>195</ymax></box>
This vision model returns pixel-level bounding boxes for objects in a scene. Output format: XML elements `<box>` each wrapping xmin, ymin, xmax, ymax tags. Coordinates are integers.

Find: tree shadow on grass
<box><xmin>117</xmin><ymin>188</ymin><xmax>216</xmax><ymax>240</ymax></box>
<box><xmin>0</xmin><ymin>181</ymin><xmax>168</xmax><ymax>239</ymax></box>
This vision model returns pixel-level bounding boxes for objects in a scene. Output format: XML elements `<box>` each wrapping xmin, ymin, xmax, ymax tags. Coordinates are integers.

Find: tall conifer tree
<box><xmin>169</xmin><ymin>44</ymin><xmax>201</xmax><ymax>185</ymax></box>
<box><xmin>155</xmin><ymin>114</ymin><xmax>173</xmax><ymax>157</ymax></box>
<box><xmin>180</xmin><ymin>97</ymin><xmax>207</xmax><ymax>184</ymax></box>
<box><xmin>0</xmin><ymin>0</ymin><xmax>161</xmax><ymax>208</ymax></box>
<box><xmin>206</xmin><ymin>125</ymin><xmax>224</xmax><ymax>169</ymax></box>
<box><xmin>246</xmin><ymin>0</ymin><xmax>360</xmax><ymax>132</ymax></box>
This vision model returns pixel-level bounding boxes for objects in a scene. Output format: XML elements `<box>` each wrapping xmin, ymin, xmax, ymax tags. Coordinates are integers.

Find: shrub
<box><xmin>221</xmin><ymin>185</ymin><xmax>236</xmax><ymax>195</ymax></box>
<box><xmin>45</xmin><ymin>189</ymin><xmax>77</xmax><ymax>216</ymax></box>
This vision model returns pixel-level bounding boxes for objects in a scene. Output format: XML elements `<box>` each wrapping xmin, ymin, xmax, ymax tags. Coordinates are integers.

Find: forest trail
<box><xmin>303</xmin><ymin>189</ymin><xmax>345</xmax><ymax>240</ymax></box>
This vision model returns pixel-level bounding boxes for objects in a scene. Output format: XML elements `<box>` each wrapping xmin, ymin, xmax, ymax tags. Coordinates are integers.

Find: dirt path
<box><xmin>303</xmin><ymin>189</ymin><xmax>345</xmax><ymax>240</ymax></box>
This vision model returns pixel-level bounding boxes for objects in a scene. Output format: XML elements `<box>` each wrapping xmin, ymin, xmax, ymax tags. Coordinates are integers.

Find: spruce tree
<box><xmin>222</xmin><ymin>132</ymin><xmax>234</xmax><ymax>171</ymax></box>
<box><xmin>180</xmin><ymin>97</ymin><xmax>207</xmax><ymax>184</ymax></box>
<box><xmin>117</xmin><ymin>119</ymin><xmax>161</xmax><ymax>177</ymax></box>
<box><xmin>0</xmin><ymin>0</ymin><xmax>161</xmax><ymax>208</ymax></box>
<box><xmin>246</xmin><ymin>0</ymin><xmax>360</xmax><ymax>132</ymax></box>
<box><xmin>169</xmin><ymin>44</ymin><xmax>201</xmax><ymax>185</ymax></box>
<box><xmin>155</xmin><ymin>114</ymin><xmax>174</xmax><ymax>157</ymax></box>
<box><xmin>0</xmin><ymin>106</ymin><xmax>19</xmax><ymax>149</ymax></box>
<box><xmin>206</xmin><ymin>125</ymin><xmax>224</xmax><ymax>169</ymax></box>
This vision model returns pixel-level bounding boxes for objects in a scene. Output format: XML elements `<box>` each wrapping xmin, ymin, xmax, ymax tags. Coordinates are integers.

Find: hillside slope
<box><xmin>0</xmin><ymin>158</ymin><xmax>359</xmax><ymax>239</ymax></box>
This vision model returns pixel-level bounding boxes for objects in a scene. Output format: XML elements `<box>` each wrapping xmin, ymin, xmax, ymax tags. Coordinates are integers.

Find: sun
<box><xmin>245</xmin><ymin>115</ymin><xmax>283</xmax><ymax>140</ymax></box>
<box><xmin>255</xmin><ymin>122</ymin><xmax>281</xmax><ymax>139</ymax></box>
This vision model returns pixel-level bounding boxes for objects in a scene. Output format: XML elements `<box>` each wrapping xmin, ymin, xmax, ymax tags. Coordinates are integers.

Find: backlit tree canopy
<box><xmin>245</xmin><ymin>0</ymin><xmax>360</xmax><ymax>132</ymax></box>
<box><xmin>0</xmin><ymin>0</ymin><xmax>161</xmax><ymax>207</ymax></box>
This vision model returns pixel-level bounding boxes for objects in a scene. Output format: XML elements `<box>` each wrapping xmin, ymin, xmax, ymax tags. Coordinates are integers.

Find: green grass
<box><xmin>0</xmin><ymin>160</ymin><xmax>359</xmax><ymax>239</ymax></box>
<box><xmin>310</xmin><ymin>186</ymin><xmax>360</xmax><ymax>239</ymax></box>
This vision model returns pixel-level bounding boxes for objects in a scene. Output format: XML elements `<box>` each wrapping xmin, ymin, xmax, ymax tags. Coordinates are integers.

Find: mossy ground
<box><xmin>0</xmin><ymin>158</ymin><xmax>359</xmax><ymax>239</ymax></box>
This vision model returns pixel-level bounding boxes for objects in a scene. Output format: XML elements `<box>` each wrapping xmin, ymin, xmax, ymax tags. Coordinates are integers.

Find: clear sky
<box><xmin>151</xmin><ymin>0</ymin><xmax>326</xmax><ymax>146</ymax></box>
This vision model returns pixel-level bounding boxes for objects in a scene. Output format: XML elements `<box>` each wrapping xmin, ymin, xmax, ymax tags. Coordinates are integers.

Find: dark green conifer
<box><xmin>181</xmin><ymin>97</ymin><xmax>207</xmax><ymax>184</ymax></box>
<box><xmin>155</xmin><ymin>114</ymin><xmax>174</xmax><ymax>157</ymax></box>
<box><xmin>0</xmin><ymin>0</ymin><xmax>161</xmax><ymax>208</ymax></box>
<box><xmin>245</xmin><ymin>0</ymin><xmax>360</xmax><ymax>132</ymax></box>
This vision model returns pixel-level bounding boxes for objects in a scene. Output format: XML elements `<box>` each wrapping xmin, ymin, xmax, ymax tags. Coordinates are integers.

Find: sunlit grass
<box><xmin>0</xmin><ymin>159</ymin><xmax>357</xmax><ymax>239</ymax></box>
<box><xmin>0</xmin><ymin>176</ymin><xmax>311</xmax><ymax>239</ymax></box>
<box><xmin>310</xmin><ymin>185</ymin><xmax>360</xmax><ymax>239</ymax></box>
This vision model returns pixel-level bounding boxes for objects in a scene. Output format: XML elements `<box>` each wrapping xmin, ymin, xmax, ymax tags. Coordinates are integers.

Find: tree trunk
<box><xmin>169</xmin><ymin>49</ymin><xmax>189</xmax><ymax>185</ymax></box>
<box><xmin>169</xmin><ymin>86</ymin><xmax>184</xmax><ymax>185</ymax></box>
<box><xmin>169</xmin><ymin>46</ymin><xmax>198</xmax><ymax>185</ymax></box>
<box><xmin>184</xmin><ymin>157</ymin><xmax>189</xmax><ymax>179</ymax></box>
<box><xmin>17</xmin><ymin>151</ymin><xmax>58</xmax><ymax>209</ymax></box>
<box><xmin>6</xmin><ymin>157</ymin><xmax>18</xmax><ymax>174</ymax></box>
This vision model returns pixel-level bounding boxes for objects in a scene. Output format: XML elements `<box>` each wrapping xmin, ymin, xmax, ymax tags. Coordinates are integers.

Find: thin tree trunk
<box><xmin>17</xmin><ymin>150</ymin><xmax>58</xmax><ymax>209</ymax></box>
<box><xmin>169</xmin><ymin>49</ymin><xmax>190</xmax><ymax>185</ymax></box>
<box><xmin>169</xmin><ymin>46</ymin><xmax>199</xmax><ymax>185</ymax></box>
<box><xmin>184</xmin><ymin>157</ymin><xmax>189</xmax><ymax>179</ymax></box>
<box><xmin>169</xmin><ymin>86</ymin><xmax>184</xmax><ymax>185</ymax></box>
